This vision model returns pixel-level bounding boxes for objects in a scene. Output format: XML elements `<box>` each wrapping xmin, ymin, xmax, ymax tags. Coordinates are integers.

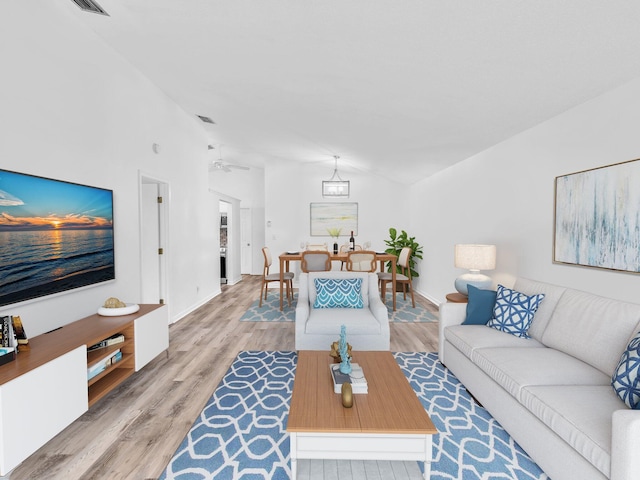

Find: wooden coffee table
<box><xmin>287</xmin><ymin>351</ymin><xmax>437</xmax><ymax>479</ymax></box>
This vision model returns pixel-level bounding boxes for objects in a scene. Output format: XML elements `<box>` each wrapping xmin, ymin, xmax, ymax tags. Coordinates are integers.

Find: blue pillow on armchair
<box><xmin>313</xmin><ymin>278</ymin><xmax>364</xmax><ymax>309</ymax></box>
<box><xmin>612</xmin><ymin>330</ymin><xmax>640</xmax><ymax>409</ymax></box>
<box><xmin>462</xmin><ymin>285</ymin><xmax>497</xmax><ymax>325</ymax></box>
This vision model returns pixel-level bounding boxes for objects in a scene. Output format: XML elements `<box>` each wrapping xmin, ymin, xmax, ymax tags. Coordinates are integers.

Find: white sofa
<box><xmin>439</xmin><ymin>278</ymin><xmax>640</xmax><ymax>480</ymax></box>
<box><xmin>295</xmin><ymin>271</ymin><xmax>390</xmax><ymax>351</ymax></box>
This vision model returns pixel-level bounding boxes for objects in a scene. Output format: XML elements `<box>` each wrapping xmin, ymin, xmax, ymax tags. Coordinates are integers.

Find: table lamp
<box><xmin>454</xmin><ymin>244</ymin><xmax>496</xmax><ymax>295</ymax></box>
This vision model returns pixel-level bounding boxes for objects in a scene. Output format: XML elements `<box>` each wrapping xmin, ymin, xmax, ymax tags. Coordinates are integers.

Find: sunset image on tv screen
<box><xmin>0</xmin><ymin>169</ymin><xmax>115</xmax><ymax>307</ymax></box>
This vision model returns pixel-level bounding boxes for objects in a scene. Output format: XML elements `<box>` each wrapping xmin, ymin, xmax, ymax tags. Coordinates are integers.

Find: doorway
<box><xmin>140</xmin><ymin>174</ymin><xmax>169</xmax><ymax>308</ymax></box>
<box><xmin>220</xmin><ymin>200</ymin><xmax>230</xmax><ymax>284</ymax></box>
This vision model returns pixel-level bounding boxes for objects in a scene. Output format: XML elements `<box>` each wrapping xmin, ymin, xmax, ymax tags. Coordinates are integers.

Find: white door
<box><xmin>141</xmin><ymin>183</ymin><xmax>161</xmax><ymax>303</ymax></box>
<box><xmin>241</xmin><ymin>208</ymin><xmax>252</xmax><ymax>274</ymax></box>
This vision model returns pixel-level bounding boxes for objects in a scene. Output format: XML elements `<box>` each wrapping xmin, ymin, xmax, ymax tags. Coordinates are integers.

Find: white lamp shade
<box><xmin>454</xmin><ymin>244</ymin><xmax>497</xmax><ymax>295</ymax></box>
<box><xmin>454</xmin><ymin>244</ymin><xmax>496</xmax><ymax>271</ymax></box>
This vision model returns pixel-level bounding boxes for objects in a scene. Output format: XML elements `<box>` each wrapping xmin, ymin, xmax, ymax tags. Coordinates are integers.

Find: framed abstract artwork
<box><xmin>310</xmin><ymin>203</ymin><xmax>358</xmax><ymax>237</ymax></box>
<box><xmin>553</xmin><ymin>158</ymin><xmax>640</xmax><ymax>273</ymax></box>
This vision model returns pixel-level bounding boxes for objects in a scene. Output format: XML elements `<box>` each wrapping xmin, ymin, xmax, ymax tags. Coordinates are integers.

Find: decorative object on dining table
<box><xmin>383</xmin><ymin>227</ymin><xmax>424</xmax><ymax>279</ymax></box>
<box><xmin>453</xmin><ymin>244</ymin><xmax>497</xmax><ymax>295</ymax></box>
<box><xmin>338</xmin><ymin>325</ymin><xmax>352</xmax><ymax>374</ymax></box>
<box><xmin>327</xmin><ymin>227</ymin><xmax>342</xmax><ymax>254</ymax></box>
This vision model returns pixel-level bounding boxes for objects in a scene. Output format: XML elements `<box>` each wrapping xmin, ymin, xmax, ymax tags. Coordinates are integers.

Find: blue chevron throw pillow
<box><xmin>612</xmin><ymin>331</ymin><xmax>640</xmax><ymax>409</ymax></box>
<box><xmin>313</xmin><ymin>278</ymin><xmax>364</xmax><ymax>309</ymax></box>
<box><xmin>486</xmin><ymin>284</ymin><xmax>544</xmax><ymax>338</ymax></box>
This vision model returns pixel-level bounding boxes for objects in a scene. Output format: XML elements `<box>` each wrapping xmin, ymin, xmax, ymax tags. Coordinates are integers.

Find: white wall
<box><xmin>264</xmin><ymin>159</ymin><xmax>407</xmax><ymax>275</ymax></box>
<box><xmin>409</xmin><ymin>76</ymin><xmax>640</xmax><ymax>305</ymax></box>
<box><xmin>0</xmin><ymin>1</ymin><xmax>219</xmax><ymax>335</ymax></box>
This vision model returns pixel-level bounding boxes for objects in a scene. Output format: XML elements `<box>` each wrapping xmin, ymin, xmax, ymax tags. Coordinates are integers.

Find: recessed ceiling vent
<box><xmin>197</xmin><ymin>115</ymin><xmax>216</xmax><ymax>125</ymax></box>
<box><xmin>70</xmin><ymin>0</ymin><xmax>109</xmax><ymax>15</ymax></box>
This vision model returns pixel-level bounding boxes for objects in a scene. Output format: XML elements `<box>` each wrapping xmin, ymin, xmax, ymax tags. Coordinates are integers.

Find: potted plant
<box><xmin>327</xmin><ymin>227</ymin><xmax>342</xmax><ymax>254</ymax></box>
<box><xmin>384</xmin><ymin>227</ymin><xmax>424</xmax><ymax>279</ymax></box>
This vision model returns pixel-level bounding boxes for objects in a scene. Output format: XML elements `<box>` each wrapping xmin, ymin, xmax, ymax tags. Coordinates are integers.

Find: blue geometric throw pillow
<box><xmin>612</xmin><ymin>331</ymin><xmax>640</xmax><ymax>409</ymax></box>
<box><xmin>486</xmin><ymin>284</ymin><xmax>545</xmax><ymax>338</ymax></box>
<box><xmin>313</xmin><ymin>278</ymin><xmax>364</xmax><ymax>309</ymax></box>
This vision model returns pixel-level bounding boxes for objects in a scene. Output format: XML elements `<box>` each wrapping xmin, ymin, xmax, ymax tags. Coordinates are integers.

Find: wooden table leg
<box><xmin>391</xmin><ymin>257</ymin><xmax>397</xmax><ymax>311</ymax></box>
<box><xmin>279</xmin><ymin>256</ymin><xmax>285</xmax><ymax>311</ymax></box>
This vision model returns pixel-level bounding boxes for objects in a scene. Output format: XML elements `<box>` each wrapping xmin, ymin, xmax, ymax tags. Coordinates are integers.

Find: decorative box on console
<box><xmin>0</xmin><ymin>347</ymin><xmax>16</xmax><ymax>367</ymax></box>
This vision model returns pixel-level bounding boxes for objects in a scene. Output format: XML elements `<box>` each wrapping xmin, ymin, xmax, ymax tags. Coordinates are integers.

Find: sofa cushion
<box><xmin>541</xmin><ymin>289</ymin><xmax>640</xmax><ymax>376</ymax></box>
<box><xmin>521</xmin><ymin>385</ymin><xmax>624</xmax><ymax>477</ymax></box>
<box><xmin>308</xmin><ymin>271</ymin><xmax>370</xmax><ymax>308</ymax></box>
<box><xmin>462</xmin><ymin>285</ymin><xmax>496</xmax><ymax>325</ymax></box>
<box><xmin>513</xmin><ymin>278</ymin><xmax>567</xmax><ymax>342</ymax></box>
<box><xmin>313</xmin><ymin>278</ymin><xmax>363</xmax><ymax>309</ymax></box>
<box><xmin>473</xmin><ymin>347</ymin><xmax>610</xmax><ymax>401</ymax></box>
<box><xmin>486</xmin><ymin>285</ymin><xmax>545</xmax><ymax>338</ymax></box>
<box><xmin>304</xmin><ymin>308</ymin><xmax>381</xmax><ymax>335</ymax></box>
<box><xmin>612</xmin><ymin>330</ymin><xmax>640</xmax><ymax>408</ymax></box>
<box><xmin>444</xmin><ymin>325</ymin><xmax>544</xmax><ymax>361</ymax></box>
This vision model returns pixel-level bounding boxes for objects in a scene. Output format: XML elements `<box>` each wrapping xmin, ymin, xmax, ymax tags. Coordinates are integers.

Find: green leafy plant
<box><xmin>384</xmin><ymin>227</ymin><xmax>424</xmax><ymax>278</ymax></box>
<box><xmin>326</xmin><ymin>227</ymin><xmax>342</xmax><ymax>239</ymax></box>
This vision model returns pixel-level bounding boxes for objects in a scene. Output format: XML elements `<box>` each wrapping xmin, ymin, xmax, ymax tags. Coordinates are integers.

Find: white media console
<box><xmin>0</xmin><ymin>304</ymin><xmax>168</xmax><ymax>475</ymax></box>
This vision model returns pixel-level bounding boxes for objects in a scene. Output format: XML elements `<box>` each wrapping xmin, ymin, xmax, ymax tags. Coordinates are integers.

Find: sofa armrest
<box><xmin>294</xmin><ymin>274</ymin><xmax>310</xmax><ymax>349</ymax></box>
<box><xmin>368</xmin><ymin>288</ymin><xmax>389</xmax><ymax>326</ymax></box>
<box><xmin>611</xmin><ymin>409</ymin><xmax>640</xmax><ymax>480</ymax></box>
<box><xmin>438</xmin><ymin>301</ymin><xmax>467</xmax><ymax>364</ymax></box>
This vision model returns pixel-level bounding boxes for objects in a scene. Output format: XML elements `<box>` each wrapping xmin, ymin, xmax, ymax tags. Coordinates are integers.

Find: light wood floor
<box><xmin>8</xmin><ymin>276</ymin><xmax>439</xmax><ymax>480</ymax></box>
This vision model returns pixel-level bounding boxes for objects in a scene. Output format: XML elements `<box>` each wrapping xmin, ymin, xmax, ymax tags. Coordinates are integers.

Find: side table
<box><xmin>446</xmin><ymin>292</ymin><xmax>468</xmax><ymax>303</ymax></box>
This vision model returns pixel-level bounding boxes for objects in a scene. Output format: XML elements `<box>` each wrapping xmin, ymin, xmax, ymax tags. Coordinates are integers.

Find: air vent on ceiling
<box><xmin>70</xmin><ymin>0</ymin><xmax>109</xmax><ymax>15</ymax></box>
<box><xmin>197</xmin><ymin>115</ymin><xmax>216</xmax><ymax>125</ymax></box>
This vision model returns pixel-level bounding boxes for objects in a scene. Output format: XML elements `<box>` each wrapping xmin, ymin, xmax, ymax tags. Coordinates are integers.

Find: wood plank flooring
<box><xmin>7</xmin><ymin>276</ymin><xmax>439</xmax><ymax>480</ymax></box>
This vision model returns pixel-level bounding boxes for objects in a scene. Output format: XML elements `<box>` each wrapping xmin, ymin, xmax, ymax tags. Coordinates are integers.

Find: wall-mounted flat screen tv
<box><xmin>0</xmin><ymin>169</ymin><xmax>114</xmax><ymax>308</ymax></box>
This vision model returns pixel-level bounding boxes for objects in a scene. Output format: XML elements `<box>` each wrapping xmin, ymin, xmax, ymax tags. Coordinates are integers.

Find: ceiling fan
<box><xmin>208</xmin><ymin>145</ymin><xmax>250</xmax><ymax>173</ymax></box>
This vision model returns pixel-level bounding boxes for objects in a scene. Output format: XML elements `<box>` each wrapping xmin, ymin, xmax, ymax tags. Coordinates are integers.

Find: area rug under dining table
<box><xmin>239</xmin><ymin>292</ymin><xmax>438</xmax><ymax>323</ymax></box>
<box><xmin>159</xmin><ymin>351</ymin><xmax>548</xmax><ymax>480</ymax></box>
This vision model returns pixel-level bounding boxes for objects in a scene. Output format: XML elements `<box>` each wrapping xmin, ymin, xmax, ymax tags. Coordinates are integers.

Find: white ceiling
<box><xmin>70</xmin><ymin>1</ymin><xmax>640</xmax><ymax>184</ymax></box>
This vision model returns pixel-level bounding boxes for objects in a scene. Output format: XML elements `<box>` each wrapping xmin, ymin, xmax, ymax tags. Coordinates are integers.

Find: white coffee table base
<box><xmin>289</xmin><ymin>432</ymin><xmax>433</xmax><ymax>480</ymax></box>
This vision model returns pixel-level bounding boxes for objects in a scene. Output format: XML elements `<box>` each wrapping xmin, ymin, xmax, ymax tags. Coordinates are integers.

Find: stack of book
<box><xmin>87</xmin><ymin>348</ymin><xmax>123</xmax><ymax>381</ymax></box>
<box><xmin>0</xmin><ymin>315</ymin><xmax>29</xmax><ymax>352</ymax></box>
<box><xmin>330</xmin><ymin>363</ymin><xmax>368</xmax><ymax>394</ymax></box>
<box><xmin>88</xmin><ymin>333</ymin><xmax>125</xmax><ymax>351</ymax></box>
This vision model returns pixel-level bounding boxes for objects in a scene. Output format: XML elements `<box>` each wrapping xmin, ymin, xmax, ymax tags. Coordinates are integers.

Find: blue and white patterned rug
<box><xmin>160</xmin><ymin>351</ymin><xmax>549</xmax><ymax>480</ymax></box>
<box><xmin>239</xmin><ymin>292</ymin><xmax>437</xmax><ymax>323</ymax></box>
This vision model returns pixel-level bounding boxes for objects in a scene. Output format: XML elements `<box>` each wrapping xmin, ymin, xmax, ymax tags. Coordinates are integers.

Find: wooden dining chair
<box><xmin>301</xmin><ymin>251</ymin><xmax>332</xmax><ymax>272</ymax></box>
<box><xmin>260</xmin><ymin>247</ymin><xmax>294</xmax><ymax>307</ymax></box>
<box><xmin>339</xmin><ymin>243</ymin><xmax>362</xmax><ymax>270</ymax></box>
<box><xmin>378</xmin><ymin>247</ymin><xmax>415</xmax><ymax>308</ymax></box>
<box><xmin>346</xmin><ymin>250</ymin><xmax>377</xmax><ymax>272</ymax></box>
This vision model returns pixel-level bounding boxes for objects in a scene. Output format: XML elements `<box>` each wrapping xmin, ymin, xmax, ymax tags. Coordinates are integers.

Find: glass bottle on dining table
<box><xmin>349</xmin><ymin>231</ymin><xmax>355</xmax><ymax>251</ymax></box>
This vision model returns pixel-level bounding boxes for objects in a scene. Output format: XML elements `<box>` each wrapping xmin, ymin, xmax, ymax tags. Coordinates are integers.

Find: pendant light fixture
<box><xmin>322</xmin><ymin>155</ymin><xmax>350</xmax><ymax>198</ymax></box>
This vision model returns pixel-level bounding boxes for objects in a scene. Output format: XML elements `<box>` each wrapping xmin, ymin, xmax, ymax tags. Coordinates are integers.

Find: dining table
<box><xmin>278</xmin><ymin>251</ymin><xmax>397</xmax><ymax>311</ymax></box>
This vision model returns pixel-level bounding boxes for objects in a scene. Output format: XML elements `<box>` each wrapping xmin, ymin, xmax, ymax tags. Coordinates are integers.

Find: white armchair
<box><xmin>295</xmin><ymin>271</ymin><xmax>390</xmax><ymax>351</ymax></box>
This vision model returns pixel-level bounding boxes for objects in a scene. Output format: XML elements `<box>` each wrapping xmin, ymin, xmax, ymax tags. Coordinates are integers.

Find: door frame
<box><xmin>139</xmin><ymin>171</ymin><xmax>170</xmax><ymax>315</ymax></box>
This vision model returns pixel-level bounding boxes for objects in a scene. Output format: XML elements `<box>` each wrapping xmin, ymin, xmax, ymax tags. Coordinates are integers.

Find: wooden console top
<box><xmin>0</xmin><ymin>304</ymin><xmax>162</xmax><ymax>386</ymax></box>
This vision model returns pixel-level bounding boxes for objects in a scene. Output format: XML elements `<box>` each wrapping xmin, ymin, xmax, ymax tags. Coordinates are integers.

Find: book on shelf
<box><xmin>330</xmin><ymin>363</ymin><xmax>368</xmax><ymax>394</ymax></box>
<box><xmin>0</xmin><ymin>316</ymin><xmax>10</xmax><ymax>348</ymax></box>
<box><xmin>87</xmin><ymin>348</ymin><xmax>123</xmax><ymax>381</ymax></box>
<box><xmin>88</xmin><ymin>332</ymin><xmax>125</xmax><ymax>351</ymax></box>
<box><xmin>11</xmin><ymin>315</ymin><xmax>29</xmax><ymax>349</ymax></box>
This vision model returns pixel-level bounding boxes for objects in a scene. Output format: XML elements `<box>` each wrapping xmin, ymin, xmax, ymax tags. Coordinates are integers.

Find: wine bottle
<box><xmin>349</xmin><ymin>231</ymin><xmax>355</xmax><ymax>251</ymax></box>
